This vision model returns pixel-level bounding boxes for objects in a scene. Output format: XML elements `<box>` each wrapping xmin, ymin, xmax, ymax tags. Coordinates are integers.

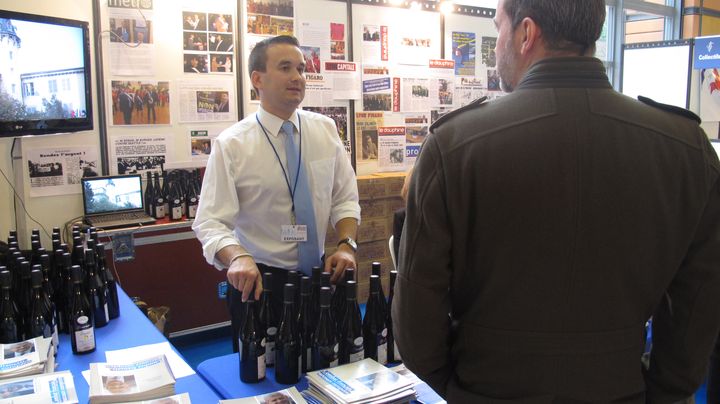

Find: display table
<box><xmin>56</xmin><ymin>287</ymin><xmax>221</xmax><ymax>403</ymax></box>
<box><xmin>198</xmin><ymin>354</ymin><xmax>309</xmax><ymax>399</ymax></box>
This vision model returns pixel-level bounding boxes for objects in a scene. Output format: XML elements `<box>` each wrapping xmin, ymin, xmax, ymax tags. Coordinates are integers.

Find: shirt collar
<box><xmin>257</xmin><ymin>105</ymin><xmax>300</xmax><ymax>137</ymax></box>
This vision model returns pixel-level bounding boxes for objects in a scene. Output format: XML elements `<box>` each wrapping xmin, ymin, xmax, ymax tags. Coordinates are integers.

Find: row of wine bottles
<box><xmin>239</xmin><ymin>262</ymin><xmax>401</xmax><ymax>384</ymax></box>
<box><xmin>144</xmin><ymin>169</ymin><xmax>201</xmax><ymax>221</ymax></box>
<box><xmin>0</xmin><ymin>226</ymin><xmax>121</xmax><ymax>355</ymax></box>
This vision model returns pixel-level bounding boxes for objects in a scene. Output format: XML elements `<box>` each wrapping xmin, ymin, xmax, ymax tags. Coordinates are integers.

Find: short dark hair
<box><xmin>248</xmin><ymin>35</ymin><xmax>300</xmax><ymax>81</ymax></box>
<box><xmin>503</xmin><ymin>0</ymin><xmax>606</xmax><ymax>55</ymax></box>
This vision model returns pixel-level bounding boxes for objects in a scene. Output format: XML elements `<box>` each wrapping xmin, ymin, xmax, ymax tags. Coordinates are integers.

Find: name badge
<box><xmin>282</xmin><ymin>225</ymin><xmax>308</xmax><ymax>242</ymax></box>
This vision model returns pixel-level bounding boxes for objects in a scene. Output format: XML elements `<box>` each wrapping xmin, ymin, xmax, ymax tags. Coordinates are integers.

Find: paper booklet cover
<box><xmin>219</xmin><ymin>387</ymin><xmax>307</xmax><ymax>404</ymax></box>
<box><xmin>0</xmin><ymin>370</ymin><xmax>78</xmax><ymax>404</ymax></box>
<box><xmin>89</xmin><ymin>355</ymin><xmax>176</xmax><ymax>404</ymax></box>
<box><xmin>113</xmin><ymin>392</ymin><xmax>191</xmax><ymax>404</ymax></box>
<box><xmin>306</xmin><ymin>359</ymin><xmax>414</xmax><ymax>404</ymax></box>
<box><xmin>0</xmin><ymin>337</ymin><xmax>53</xmax><ymax>378</ymax></box>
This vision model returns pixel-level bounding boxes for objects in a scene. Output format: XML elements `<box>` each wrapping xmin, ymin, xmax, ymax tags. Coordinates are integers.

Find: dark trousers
<box><xmin>709</xmin><ymin>333</ymin><xmax>720</xmax><ymax>404</ymax></box>
<box><xmin>228</xmin><ymin>264</ymin><xmax>289</xmax><ymax>353</ymax></box>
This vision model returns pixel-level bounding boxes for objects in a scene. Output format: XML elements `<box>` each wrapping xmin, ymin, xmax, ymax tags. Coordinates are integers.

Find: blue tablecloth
<box><xmin>56</xmin><ymin>288</ymin><xmax>220</xmax><ymax>403</ymax></box>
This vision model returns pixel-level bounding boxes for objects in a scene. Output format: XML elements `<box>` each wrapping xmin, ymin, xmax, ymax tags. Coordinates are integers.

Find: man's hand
<box><xmin>325</xmin><ymin>244</ymin><xmax>356</xmax><ymax>284</ymax></box>
<box><xmin>227</xmin><ymin>256</ymin><xmax>262</xmax><ymax>302</ymax></box>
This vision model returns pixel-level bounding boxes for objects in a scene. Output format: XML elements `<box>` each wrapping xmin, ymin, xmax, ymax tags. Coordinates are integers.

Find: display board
<box><xmin>621</xmin><ymin>40</ymin><xmax>693</xmax><ymax>109</ymax></box>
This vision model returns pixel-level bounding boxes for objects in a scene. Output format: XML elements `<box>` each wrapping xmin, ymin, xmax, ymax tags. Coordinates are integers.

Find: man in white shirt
<box><xmin>193</xmin><ymin>35</ymin><xmax>360</xmax><ymax>352</ymax></box>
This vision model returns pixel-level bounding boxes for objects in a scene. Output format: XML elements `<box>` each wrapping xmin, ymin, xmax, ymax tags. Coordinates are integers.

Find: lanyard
<box><xmin>257</xmin><ymin>113</ymin><xmax>303</xmax><ymax>222</ymax></box>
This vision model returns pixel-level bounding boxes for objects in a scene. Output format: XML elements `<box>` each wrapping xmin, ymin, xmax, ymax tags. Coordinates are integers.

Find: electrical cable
<box><xmin>0</xmin><ymin>160</ymin><xmax>52</xmax><ymax>241</ymax></box>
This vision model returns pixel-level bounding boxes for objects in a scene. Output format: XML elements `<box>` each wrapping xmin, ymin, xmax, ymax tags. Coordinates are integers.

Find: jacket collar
<box><xmin>516</xmin><ymin>57</ymin><xmax>612</xmax><ymax>90</ymax></box>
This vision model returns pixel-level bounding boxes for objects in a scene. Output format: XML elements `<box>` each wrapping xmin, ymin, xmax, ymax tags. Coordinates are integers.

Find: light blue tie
<box><xmin>282</xmin><ymin>120</ymin><xmax>320</xmax><ymax>275</ymax></box>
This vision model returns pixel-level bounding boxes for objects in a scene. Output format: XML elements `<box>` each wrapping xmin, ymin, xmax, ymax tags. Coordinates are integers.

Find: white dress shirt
<box><xmin>193</xmin><ymin>106</ymin><xmax>361</xmax><ymax>270</ymax></box>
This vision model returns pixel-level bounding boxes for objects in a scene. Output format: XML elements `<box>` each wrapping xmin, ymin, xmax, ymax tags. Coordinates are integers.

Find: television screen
<box><xmin>0</xmin><ymin>10</ymin><xmax>93</xmax><ymax>136</ymax></box>
<box><xmin>621</xmin><ymin>40</ymin><xmax>692</xmax><ymax>109</ymax></box>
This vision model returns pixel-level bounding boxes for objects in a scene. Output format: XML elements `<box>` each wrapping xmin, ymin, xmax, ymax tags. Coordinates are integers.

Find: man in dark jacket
<box><xmin>393</xmin><ymin>0</ymin><xmax>720</xmax><ymax>402</ymax></box>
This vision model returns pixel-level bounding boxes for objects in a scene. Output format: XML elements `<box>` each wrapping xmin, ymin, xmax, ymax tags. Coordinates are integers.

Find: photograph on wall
<box><xmin>301</xmin><ymin>46</ymin><xmax>322</xmax><ymax>73</ymax></box>
<box><xmin>182</xmin><ymin>11</ymin><xmax>235</xmax><ymax>75</ymax></box>
<box><xmin>247</xmin><ymin>0</ymin><xmax>294</xmax><ymax>36</ymax></box>
<box><xmin>481</xmin><ymin>36</ymin><xmax>497</xmax><ymax>67</ymax></box>
<box><xmin>191</xmin><ymin>138</ymin><xmax>212</xmax><ymax>157</ymax></box>
<box><xmin>111</xmin><ymin>81</ymin><xmax>170</xmax><ymax>126</ymax></box>
<box><xmin>303</xmin><ymin>106</ymin><xmax>351</xmax><ymax>159</ymax></box>
<box><xmin>399</xmin><ymin>78</ymin><xmax>430</xmax><ymax>112</ymax></box>
<box><xmin>355</xmin><ymin>112</ymin><xmax>384</xmax><ymax>162</ymax></box>
<box><xmin>183</xmin><ymin>11</ymin><xmax>207</xmax><ymax>31</ymax></box>
<box><xmin>108</xmin><ymin>7</ymin><xmax>155</xmax><ymax>76</ymax></box>
<box><xmin>377</xmin><ymin>126</ymin><xmax>405</xmax><ymax>172</ymax></box>
<box><xmin>111</xmin><ymin>135</ymin><xmax>171</xmax><ymax>176</ymax></box>
<box><xmin>487</xmin><ymin>69</ymin><xmax>501</xmax><ymax>91</ymax></box>
<box><xmin>26</xmin><ymin>146</ymin><xmax>99</xmax><ymax>197</ymax></box>
<box><xmin>362</xmin><ymin>25</ymin><xmax>387</xmax><ymax>63</ymax></box>
<box><xmin>331</xmin><ymin>22</ymin><xmax>346</xmax><ymax>60</ymax></box>
<box><xmin>396</xmin><ymin>30</ymin><xmax>432</xmax><ymax>66</ymax></box>
<box><xmin>404</xmin><ymin>113</ymin><xmax>428</xmax><ymax>166</ymax></box>
<box><xmin>455</xmin><ymin>76</ymin><xmax>486</xmax><ymax>108</ymax></box>
<box><xmin>700</xmin><ymin>68</ymin><xmax>720</xmax><ymax>122</ymax></box>
<box><xmin>178</xmin><ymin>80</ymin><xmax>235</xmax><ymax>122</ymax></box>
<box><xmin>452</xmin><ymin>31</ymin><xmax>476</xmax><ymax>76</ymax></box>
<box><xmin>362</xmin><ymin>65</ymin><xmax>392</xmax><ymax>112</ymax></box>
<box><xmin>429</xmin><ymin>59</ymin><xmax>455</xmax><ymax>108</ymax></box>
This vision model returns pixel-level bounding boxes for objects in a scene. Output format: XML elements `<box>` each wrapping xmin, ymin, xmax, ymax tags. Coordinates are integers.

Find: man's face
<box><xmin>191</xmin><ymin>58</ymin><xmax>198</xmax><ymax>67</ymax></box>
<box><xmin>253</xmin><ymin>43</ymin><xmax>306</xmax><ymax>118</ymax></box>
<box><xmin>494</xmin><ymin>0</ymin><xmax>521</xmax><ymax>92</ymax></box>
<box><xmin>221</xmin><ymin>93</ymin><xmax>229</xmax><ymax>102</ymax></box>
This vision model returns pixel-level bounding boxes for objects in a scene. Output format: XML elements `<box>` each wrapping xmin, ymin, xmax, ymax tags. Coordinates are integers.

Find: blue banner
<box><xmin>694</xmin><ymin>36</ymin><xmax>720</xmax><ymax>69</ymax></box>
<box><xmin>362</xmin><ymin>77</ymin><xmax>391</xmax><ymax>93</ymax></box>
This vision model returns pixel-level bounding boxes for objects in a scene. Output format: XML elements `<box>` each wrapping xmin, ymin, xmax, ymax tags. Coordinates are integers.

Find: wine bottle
<box><xmin>363</xmin><ymin>275</ymin><xmax>388</xmax><ymax>364</ymax></box>
<box><xmin>161</xmin><ymin>170</ymin><xmax>170</xmax><ymax>217</ymax></box>
<box><xmin>297</xmin><ymin>276</ymin><xmax>313</xmax><ymax>372</ymax></box>
<box><xmin>69</xmin><ymin>265</ymin><xmax>95</xmax><ymax>354</ymax></box>
<box><xmin>0</xmin><ymin>270</ymin><xmax>19</xmax><ymax>344</ymax></box>
<box><xmin>257</xmin><ymin>272</ymin><xmax>277</xmax><ymax>367</ymax></box>
<box><xmin>185</xmin><ymin>173</ymin><xmax>199</xmax><ymax>219</ymax></box>
<box><xmin>275</xmin><ymin>283</ymin><xmax>300</xmax><ymax>384</ymax></box>
<box><xmin>371</xmin><ymin>262</ymin><xmax>388</xmax><ymax>319</ymax></box>
<box><xmin>54</xmin><ymin>250</ymin><xmax>69</xmax><ymax>334</ymax></box>
<box><xmin>97</xmin><ymin>244</ymin><xmax>119</xmax><ymax>319</ymax></box>
<box><xmin>145</xmin><ymin>171</ymin><xmax>154</xmax><ymax>216</ymax></box>
<box><xmin>287</xmin><ymin>270</ymin><xmax>300</xmax><ymax>306</ymax></box>
<box><xmin>310</xmin><ymin>266</ymin><xmax>321</xmax><ymax>325</ymax></box>
<box><xmin>312</xmin><ymin>286</ymin><xmax>338</xmax><ymax>370</ymax></box>
<box><xmin>85</xmin><ymin>249</ymin><xmax>109</xmax><ymax>328</ymax></box>
<box><xmin>239</xmin><ymin>294</ymin><xmax>266</xmax><ymax>383</ymax></box>
<box><xmin>27</xmin><ymin>268</ymin><xmax>52</xmax><ymax>339</ymax></box>
<box><xmin>333</xmin><ymin>268</ymin><xmax>354</xmax><ymax>333</ymax></box>
<box><xmin>338</xmin><ymin>280</ymin><xmax>364</xmax><ymax>365</ymax></box>
<box><xmin>387</xmin><ymin>270</ymin><xmax>401</xmax><ymax>363</ymax></box>
<box><xmin>169</xmin><ymin>181</ymin><xmax>183</xmax><ymax>221</ymax></box>
<box><xmin>17</xmin><ymin>260</ymin><xmax>32</xmax><ymax>340</ymax></box>
<box><xmin>39</xmin><ymin>255</ymin><xmax>59</xmax><ymax>350</ymax></box>
<box><xmin>152</xmin><ymin>172</ymin><xmax>166</xmax><ymax>219</ymax></box>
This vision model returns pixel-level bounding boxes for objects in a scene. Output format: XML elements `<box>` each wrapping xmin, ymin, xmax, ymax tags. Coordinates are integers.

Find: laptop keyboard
<box><xmin>93</xmin><ymin>211</ymin><xmax>150</xmax><ymax>223</ymax></box>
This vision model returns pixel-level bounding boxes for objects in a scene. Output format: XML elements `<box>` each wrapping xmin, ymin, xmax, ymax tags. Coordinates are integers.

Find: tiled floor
<box><xmin>172</xmin><ymin>334</ymin><xmax>711</xmax><ymax>402</ymax></box>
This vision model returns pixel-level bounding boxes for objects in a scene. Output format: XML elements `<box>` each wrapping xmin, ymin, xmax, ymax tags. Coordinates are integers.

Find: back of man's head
<box><xmin>248</xmin><ymin>35</ymin><xmax>301</xmax><ymax>80</ymax></box>
<box><xmin>503</xmin><ymin>0</ymin><xmax>605</xmax><ymax>55</ymax></box>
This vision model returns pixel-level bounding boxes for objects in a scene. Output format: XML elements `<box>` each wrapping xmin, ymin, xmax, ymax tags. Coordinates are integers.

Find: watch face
<box><xmin>341</xmin><ymin>238</ymin><xmax>357</xmax><ymax>251</ymax></box>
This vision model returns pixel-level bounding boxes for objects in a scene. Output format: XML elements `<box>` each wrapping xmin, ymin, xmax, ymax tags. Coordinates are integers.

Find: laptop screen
<box><xmin>82</xmin><ymin>174</ymin><xmax>144</xmax><ymax>216</ymax></box>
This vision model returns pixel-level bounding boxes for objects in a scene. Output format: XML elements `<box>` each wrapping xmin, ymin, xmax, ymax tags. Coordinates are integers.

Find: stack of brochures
<box><xmin>305</xmin><ymin>359</ymin><xmax>416</xmax><ymax>404</ymax></box>
<box><xmin>88</xmin><ymin>355</ymin><xmax>176</xmax><ymax>404</ymax></box>
<box><xmin>0</xmin><ymin>337</ymin><xmax>55</xmax><ymax>379</ymax></box>
<box><xmin>0</xmin><ymin>370</ymin><xmax>77</xmax><ymax>403</ymax></box>
<box><xmin>219</xmin><ymin>387</ymin><xmax>307</xmax><ymax>403</ymax></box>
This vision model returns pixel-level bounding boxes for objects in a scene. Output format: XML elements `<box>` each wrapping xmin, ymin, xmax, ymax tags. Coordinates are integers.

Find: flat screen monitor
<box><xmin>0</xmin><ymin>10</ymin><xmax>93</xmax><ymax>137</ymax></box>
<box><xmin>621</xmin><ymin>40</ymin><xmax>692</xmax><ymax>109</ymax></box>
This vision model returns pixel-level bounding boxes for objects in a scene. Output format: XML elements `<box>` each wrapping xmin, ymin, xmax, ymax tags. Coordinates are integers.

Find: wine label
<box><xmin>74</xmin><ymin>320</ymin><xmax>95</xmax><ymax>352</ymax></box>
<box><xmin>349</xmin><ymin>349</ymin><xmax>364</xmax><ymax>363</ymax></box>
<box><xmin>172</xmin><ymin>206</ymin><xmax>183</xmax><ymax>220</ymax></box>
<box><xmin>257</xmin><ymin>354</ymin><xmax>266</xmax><ymax>379</ymax></box>
<box><xmin>265</xmin><ymin>341</ymin><xmax>276</xmax><ymax>365</ymax></box>
<box><xmin>378</xmin><ymin>342</ymin><xmax>387</xmax><ymax>365</ymax></box>
<box><xmin>188</xmin><ymin>204</ymin><xmax>198</xmax><ymax>218</ymax></box>
<box><xmin>155</xmin><ymin>204</ymin><xmax>166</xmax><ymax>218</ymax></box>
<box><xmin>349</xmin><ymin>338</ymin><xmax>364</xmax><ymax>363</ymax></box>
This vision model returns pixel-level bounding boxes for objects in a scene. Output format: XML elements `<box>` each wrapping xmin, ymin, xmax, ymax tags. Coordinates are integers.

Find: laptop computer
<box><xmin>82</xmin><ymin>174</ymin><xmax>156</xmax><ymax>230</ymax></box>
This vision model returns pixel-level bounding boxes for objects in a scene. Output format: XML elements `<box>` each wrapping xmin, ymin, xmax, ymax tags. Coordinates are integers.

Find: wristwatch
<box><xmin>337</xmin><ymin>237</ymin><xmax>358</xmax><ymax>253</ymax></box>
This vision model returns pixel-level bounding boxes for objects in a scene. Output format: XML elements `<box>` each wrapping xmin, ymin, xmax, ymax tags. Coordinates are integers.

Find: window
<box><xmin>11</xmin><ymin>84</ymin><xmax>16</xmax><ymax>95</ymax></box>
<box><xmin>24</xmin><ymin>82</ymin><xmax>35</xmax><ymax>97</ymax></box>
<box><xmin>62</xmin><ymin>78</ymin><xmax>71</xmax><ymax>91</ymax></box>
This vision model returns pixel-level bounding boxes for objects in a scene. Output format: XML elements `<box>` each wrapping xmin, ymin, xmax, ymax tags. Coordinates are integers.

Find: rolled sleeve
<box><xmin>192</xmin><ymin>135</ymin><xmax>247</xmax><ymax>270</ymax></box>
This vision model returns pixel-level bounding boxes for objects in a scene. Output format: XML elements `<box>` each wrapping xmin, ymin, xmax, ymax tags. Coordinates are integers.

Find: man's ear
<box><xmin>250</xmin><ymin>70</ymin><xmax>263</xmax><ymax>91</ymax></box>
<box><xmin>518</xmin><ymin>17</ymin><xmax>541</xmax><ymax>55</ymax></box>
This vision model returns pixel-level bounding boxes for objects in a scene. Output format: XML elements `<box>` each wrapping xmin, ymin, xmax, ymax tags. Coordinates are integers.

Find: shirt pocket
<box><xmin>309</xmin><ymin>157</ymin><xmax>336</xmax><ymax>201</ymax></box>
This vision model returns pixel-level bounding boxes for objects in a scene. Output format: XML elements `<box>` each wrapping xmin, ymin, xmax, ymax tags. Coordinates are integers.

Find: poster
<box><xmin>429</xmin><ymin>60</ymin><xmax>454</xmax><ymax>108</ymax></box>
<box><xmin>247</xmin><ymin>0</ymin><xmax>294</xmax><ymax>36</ymax></box>
<box><xmin>190</xmin><ymin>129</ymin><xmax>213</xmax><ymax>162</ymax></box>
<box><xmin>110</xmin><ymin>81</ymin><xmax>170</xmax><ymax>126</ymax></box>
<box><xmin>302</xmin><ymin>106</ymin><xmax>351</xmax><ymax>159</ymax></box>
<box><xmin>378</xmin><ymin>126</ymin><xmax>405</xmax><ymax>172</ymax></box>
<box><xmin>182</xmin><ymin>11</ymin><xmax>235</xmax><ymax>74</ymax></box>
<box><xmin>355</xmin><ymin>112</ymin><xmax>385</xmax><ymax>162</ymax></box>
<box><xmin>325</xmin><ymin>61</ymin><xmax>361</xmax><ymax>100</ymax></box>
<box><xmin>178</xmin><ymin>80</ymin><xmax>235</xmax><ymax>122</ymax></box>
<box><xmin>362</xmin><ymin>65</ymin><xmax>392</xmax><ymax>112</ymax></box>
<box><xmin>455</xmin><ymin>76</ymin><xmax>486</xmax><ymax>108</ymax></box>
<box><xmin>404</xmin><ymin>112</ymin><xmax>428</xmax><ymax>166</ymax></box>
<box><xmin>26</xmin><ymin>146</ymin><xmax>99</xmax><ymax>197</ymax></box>
<box><xmin>481</xmin><ymin>36</ymin><xmax>497</xmax><ymax>68</ymax></box>
<box><xmin>108</xmin><ymin>6</ymin><xmax>155</xmax><ymax>76</ymax></box>
<box><xmin>700</xmin><ymin>68</ymin><xmax>720</xmax><ymax>122</ymax></box>
<box><xmin>452</xmin><ymin>31</ymin><xmax>476</xmax><ymax>76</ymax></box>
<box><xmin>110</xmin><ymin>135</ymin><xmax>171</xmax><ymax>176</ymax></box>
<box><xmin>362</xmin><ymin>25</ymin><xmax>388</xmax><ymax>63</ymax></box>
